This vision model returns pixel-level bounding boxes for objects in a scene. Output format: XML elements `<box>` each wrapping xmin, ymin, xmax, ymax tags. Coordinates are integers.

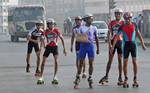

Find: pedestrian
<box><xmin>99</xmin><ymin>8</ymin><xmax>124</xmax><ymax>85</ymax></box>
<box><xmin>37</xmin><ymin>18</ymin><xmax>67</xmax><ymax>85</ymax></box>
<box><xmin>73</xmin><ymin>14</ymin><xmax>99</xmax><ymax>89</ymax></box>
<box><xmin>70</xmin><ymin>16</ymin><xmax>86</xmax><ymax>79</ymax></box>
<box><xmin>111</xmin><ymin>12</ymin><xmax>146</xmax><ymax>88</ymax></box>
<box><xmin>26</xmin><ymin>20</ymin><xmax>45</xmax><ymax>76</ymax></box>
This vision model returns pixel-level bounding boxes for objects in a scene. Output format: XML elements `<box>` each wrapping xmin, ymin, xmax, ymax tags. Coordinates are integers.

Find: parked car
<box><xmin>92</xmin><ymin>21</ymin><xmax>108</xmax><ymax>42</ymax></box>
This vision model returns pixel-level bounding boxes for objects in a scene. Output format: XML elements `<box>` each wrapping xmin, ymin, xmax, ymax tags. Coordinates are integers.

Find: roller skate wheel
<box><xmin>123</xmin><ymin>84</ymin><xmax>129</xmax><ymax>88</ymax></box>
<box><xmin>117</xmin><ymin>82</ymin><xmax>123</xmax><ymax>86</ymax></box>
<box><xmin>132</xmin><ymin>84</ymin><xmax>139</xmax><ymax>88</ymax></box>
<box><xmin>52</xmin><ymin>80</ymin><xmax>59</xmax><ymax>85</ymax></box>
<box><xmin>37</xmin><ymin>80</ymin><xmax>44</xmax><ymax>85</ymax></box>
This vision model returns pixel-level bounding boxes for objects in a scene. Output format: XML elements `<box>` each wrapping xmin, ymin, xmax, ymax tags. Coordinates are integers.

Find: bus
<box><xmin>8</xmin><ymin>5</ymin><xmax>46</xmax><ymax>42</ymax></box>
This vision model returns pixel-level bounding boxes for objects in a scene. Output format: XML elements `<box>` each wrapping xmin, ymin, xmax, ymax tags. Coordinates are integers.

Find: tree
<box><xmin>109</xmin><ymin>0</ymin><xmax>116</xmax><ymax>9</ymax></box>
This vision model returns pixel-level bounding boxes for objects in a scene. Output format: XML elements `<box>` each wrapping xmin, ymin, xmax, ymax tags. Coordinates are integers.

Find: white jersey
<box><xmin>79</xmin><ymin>25</ymin><xmax>97</xmax><ymax>43</ymax></box>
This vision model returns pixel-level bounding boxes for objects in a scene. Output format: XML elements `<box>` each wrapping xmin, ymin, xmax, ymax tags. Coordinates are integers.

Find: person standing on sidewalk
<box><xmin>26</xmin><ymin>20</ymin><xmax>45</xmax><ymax>76</ymax></box>
<box><xmin>99</xmin><ymin>8</ymin><xmax>124</xmax><ymax>85</ymax></box>
<box><xmin>37</xmin><ymin>18</ymin><xmax>67</xmax><ymax>85</ymax></box>
<box><xmin>73</xmin><ymin>14</ymin><xmax>99</xmax><ymax>89</ymax></box>
<box><xmin>111</xmin><ymin>12</ymin><xmax>146</xmax><ymax>88</ymax></box>
<box><xmin>71</xmin><ymin>16</ymin><xmax>86</xmax><ymax>79</ymax></box>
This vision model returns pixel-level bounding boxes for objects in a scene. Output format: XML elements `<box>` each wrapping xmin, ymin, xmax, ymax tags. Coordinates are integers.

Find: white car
<box><xmin>92</xmin><ymin>21</ymin><xmax>108</xmax><ymax>42</ymax></box>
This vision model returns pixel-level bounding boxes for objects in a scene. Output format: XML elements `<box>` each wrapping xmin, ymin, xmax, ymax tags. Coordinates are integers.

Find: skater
<box><xmin>70</xmin><ymin>16</ymin><xmax>86</xmax><ymax>79</ymax></box>
<box><xmin>37</xmin><ymin>18</ymin><xmax>67</xmax><ymax>85</ymax></box>
<box><xmin>74</xmin><ymin>14</ymin><xmax>99</xmax><ymax>89</ymax></box>
<box><xmin>26</xmin><ymin>20</ymin><xmax>44</xmax><ymax>76</ymax></box>
<box><xmin>99</xmin><ymin>8</ymin><xmax>124</xmax><ymax>85</ymax></box>
<box><xmin>111</xmin><ymin>12</ymin><xmax>146</xmax><ymax>88</ymax></box>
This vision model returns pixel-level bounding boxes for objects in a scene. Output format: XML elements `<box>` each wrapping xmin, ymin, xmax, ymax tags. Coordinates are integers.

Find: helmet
<box><xmin>83</xmin><ymin>13</ymin><xmax>93</xmax><ymax>19</ymax></box>
<box><xmin>75</xmin><ymin>16</ymin><xmax>82</xmax><ymax>20</ymax></box>
<box><xmin>114</xmin><ymin>8</ymin><xmax>123</xmax><ymax>13</ymax></box>
<box><xmin>47</xmin><ymin>18</ymin><xmax>55</xmax><ymax>23</ymax></box>
<box><xmin>123</xmin><ymin>12</ymin><xmax>133</xmax><ymax>20</ymax></box>
<box><xmin>35</xmin><ymin>19</ymin><xmax>43</xmax><ymax>26</ymax></box>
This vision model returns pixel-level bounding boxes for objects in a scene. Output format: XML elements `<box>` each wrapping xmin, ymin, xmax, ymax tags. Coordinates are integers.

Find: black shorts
<box><xmin>123</xmin><ymin>41</ymin><xmax>137</xmax><ymax>59</ymax></box>
<box><xmin>27</xmin><ymin>42</ymin><xmax>39</xmax><ymax>54</ymax></box>
<box><xmin>111</xmin><ymin>40</ymin><xmax>122</xmax><ymax>54</ymax></box>
<box><xmin>43</xmin><ymin>46</ymin><xmax>58</xmax><ymax>57</ymax></box>
<box><xmin>75</xmin><ymin>41</ymin><xmax>80</xmax><ymax>52</ymax></box>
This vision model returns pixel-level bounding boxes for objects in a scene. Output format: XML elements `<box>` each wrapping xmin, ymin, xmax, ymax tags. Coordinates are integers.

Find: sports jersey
<box><xmin>73</xmin><ymin>25</ymin><xmax>81</xmax><ymax>37</ymax></box>
<box><xmin>28</xmin><ymin>28</ymin><xmax>44</xmax><ymax>41</ymax></box>
<box><xmin>109</xmin><ymin>20</ymin><xmax>124</xmax><ymax>40</ymax></box>
<box><xmin>78</xmin><ymin>25</ymin><xmax>97</xmax><ymax>43</ymax></box>
<box><xmin>45</xmin><ymin>28</ymin><xmax>61</xmax><ymax>46</ymax></box>
<box><xmin>118</xmin><ymin>22</ymin><xmax>138</xmax><ymax>42</ymax></box>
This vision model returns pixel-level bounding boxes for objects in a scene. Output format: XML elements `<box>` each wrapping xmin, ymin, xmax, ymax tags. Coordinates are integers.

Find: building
<box><xmin>84</xmin><ymin>0</ymin><xmax>150</xmax><ymax>21</ymax></box>
<box><xmin>0</xmin><ymin>0</ymin><xmax>18</xmax><ymax>34</ymax></box>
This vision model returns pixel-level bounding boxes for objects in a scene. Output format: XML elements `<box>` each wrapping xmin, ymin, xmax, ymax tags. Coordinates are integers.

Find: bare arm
<box><xmin>59</xmin><ymin>35</ymin><xmax>67</xmax><ymax>55</ymax></box>
<box><xmin>95</xmin><ymin>34</ymin><xmax>100</xmax><ymax>54</ymax></box>
<box><xmin>108</xmin><ymin>30</ymin><xmax>112</xmax><ymax>48</ymax></box>
<box><xmin>70</xmin><ymin>31</ymin><xmax>75</xmax><ymax>52</ymax></box>
<box><xmin>137</xmin><ymin>31</ymin><xmax>146</xmax><ymax>50</ymax></box>
<box><xmin>111</xmin><ymin>34</ymin><xmax>119</xmax><ymax>54</ymax></box>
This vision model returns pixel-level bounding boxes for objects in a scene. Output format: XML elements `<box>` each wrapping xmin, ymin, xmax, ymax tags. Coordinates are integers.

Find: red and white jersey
<box><xmin>44</xmin><ymin>28</ymin><xmax>62</xmax><ymax>46</ymax></box>
<box><xmin>109</xmin><ymin>20</ymin><xmax>124</xmax><ymax>40</ymax></box>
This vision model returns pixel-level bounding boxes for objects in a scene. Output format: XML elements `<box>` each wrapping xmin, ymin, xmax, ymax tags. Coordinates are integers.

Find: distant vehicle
<box><xmin>92</xmin><ymin>21</ymin><xmax>108</xmax><ymax>42</ymax></box>
<box><xmin>8</xmin><ymin>5</ymin><xmax>46</xmax><ymax>42</ymax></box>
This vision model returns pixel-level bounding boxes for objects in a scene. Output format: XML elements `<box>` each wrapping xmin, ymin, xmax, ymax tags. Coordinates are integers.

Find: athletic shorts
<box><xmin>27</xmin><ymin>42</ymin><xmax>39</xmax><ymax>54</ymax></box>
<box><xmin>123</xmin><ymin>41</ymin><xmax>137</xmax><ymax>59</ymax></box>
<box><xmin>43</xmin><ymin>45</ymin><xmax>58</xmax><ymax>57</ymax></box>
<box><xmin>111</xmin><ymin>40</ymin><xmax>122</xmax><ymax>54</ymax></box>
<box><xmin>79</xmin><ymin>43</ymin><xmax>95</xmax><ymax>60</ymax></box>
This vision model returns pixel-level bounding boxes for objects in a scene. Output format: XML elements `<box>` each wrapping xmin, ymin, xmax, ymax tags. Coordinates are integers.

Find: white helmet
<box><xmin>35</xmin><ymin>19</ymin><xmax>43</xmax><ymax>26</ymax></box>
<box><xmin>47</xmin><ymin>18</ymin><xmax>55</xmax><ymax>23</ymax></box>
<box><xmin>36</xmin><ymin>19</ymin><xmax>43</xmax><ymax>24</ymax></box>
<box><xmin>114</xmin><ymin>8</ymin><xmax>123</xmax><ymax>13</ymax></box>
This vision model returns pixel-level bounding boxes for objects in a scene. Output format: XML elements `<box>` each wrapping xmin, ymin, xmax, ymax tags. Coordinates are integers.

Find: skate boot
<box><xmin>82</xmin><ymin>73</ymin><xmax>87</xmax><ymax>79</ymax></box>
<box><xmin>34</xmin><ymin>69</ymin><xmax>41</xmax><ymax>77</ymax></box>
<box><xmin>132</xmin><ymin>77</ymin><xmax>139</xmax><ymax>88</ymax></box>
<box><xmin>26</xmin><ymin>64</ymin><xmax>30</xmax><ymax>73</ymax></box>
<box><xmin>117</xmin><ymin>76</ymin><xmax>123</xmax><ymax>86</ymax></box>
<box><xmin>37</xmin><ymin>77</ymin><xmax>44</xmax><ymax>85</ymax></box>
<box><xmin>99</xmin><ymin>76</ymin><xmax>108</xmax><ymax>85</ymax></box>
<box><xmin>123</xmin><ymin>77</ymin><xmax>129</xmax><ymax>88</ymax></box>
<box><xmin>51</xmin><ymin>77</ymin><xmax>59</xmax><ymax>85</ymax></box>
<box><xmin>74</xmin><ymin>76</ymin><xmax>80</xmax><ymax>89</ymax></box>
<box><xmin>88</xmin><ymin>76</ymin><xmax>93</xmax><ymax>89</ymax></box>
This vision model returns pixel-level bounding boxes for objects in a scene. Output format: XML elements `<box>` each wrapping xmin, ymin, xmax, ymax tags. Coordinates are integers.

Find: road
<box><xmin>0</xmin><ymin>35</ymin><xmax>150</xmax><ymax>93</ymax></box>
